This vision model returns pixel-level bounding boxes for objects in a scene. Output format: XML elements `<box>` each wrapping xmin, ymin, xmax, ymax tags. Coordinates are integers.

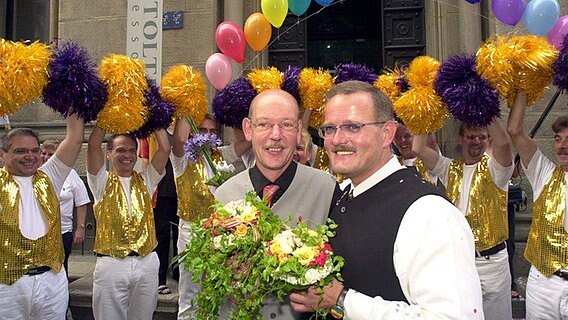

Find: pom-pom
<box><xmin>506</xmin><ymin>35</ymin><xmax>558</xmax><ymax>107</ymax></box>
<box><xmin>334</xmin><ymin>63</ymin><xmax>377</xmax><ymax>84</ymax></box>
<box><xmin>553</xmin><ymin>33</ymin><xmax>568</xmax><ymax>93</ymax></box>
<box><xmin>435</xmin><ymin>55</ymin><xmax>500</xmax><ymax>127</ymax></box>
<box><xmin>393</xmin><ymin>87</ymin><xmax>448</xmax><ymax>135</ymax></box>
<box><xmin>212</xmin><ymin>78</ymin><xmax>256</xmax><ymax>129</ymax></box>
<box><xmin>247</xmin><ymin>67</ymin><xmax>283</xmax><ymax>94</ymax></box>
<box><xmin>406</xmin><ymin>56</ymin><xmax>440</xmax><ymax>88</ymax></box>
<box><xmin>42</xmin><ymin>42</ymin><xmax>107</xmax><ymax>121</ymax></box>
<box><xmin>160</xmin><ymin>65</ymin><xmax>208</xmax><ymax>124</ymax></box>
<box><xmin>282</xmin><ymin>66</ymin><xmax>301</xmax><ymax>104</ymax></box>
<box><xmin>132</xmin><ymin>79</ymin><xmax>175</xmax><ymax>139</ymax></box>
<box><xmin>374</xmin><ymin>67</ymin><xmax>406</xmax><ymax>101</ymax></box>
<box><xmin>476</xmin><ymin>35</ymin><xmax>515</xmax><ymax>98</ymax></box>
<box><xmin>97</xmin><ymin>54</ymin><xmax>148</xmax><ymax>134</ymax></box>
<box><xmin>298</xmin><ymin>68</ymin><xmax>333</xmax><ymax>127</ymax></box>
<box><xmin>0</xmin><ymin>39</ymin><xmax>51</xmax><ymax>115</ymax></box>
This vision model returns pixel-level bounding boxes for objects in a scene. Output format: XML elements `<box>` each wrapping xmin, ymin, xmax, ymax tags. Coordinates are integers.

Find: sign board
<box><xmin>163</xmin><ymin>11</ymin><xmax>184</xmax><ymax>30</ymax></box>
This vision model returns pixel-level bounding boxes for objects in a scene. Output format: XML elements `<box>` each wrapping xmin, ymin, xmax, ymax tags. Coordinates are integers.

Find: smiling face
<box><xmin>459</xmin><ymin>126</ymin><xmax>489</xmax><ymax>164</ymax></box>
<box><xmin>106</xmin><ymin>135</ymin><xmax>138</xmax><ymax>177</ymax></box>
<box><xmin>1</xmin><ymin>135</ymin><xmax>43</xmax><ymax>177</ymax></box>
<box><xmin>242</xmin><ymin>89</ymin><xmax>302</xmax><ymax>182</ymax></box>
<box><xmin>554</xmin><ymin>128</ymin><xmax>568</xmax><ymax>171</ymax></box>
<box><xmin>394</xmin><ymin>124</ymin><xmax>416</xmax><ymax>159</ymax></box>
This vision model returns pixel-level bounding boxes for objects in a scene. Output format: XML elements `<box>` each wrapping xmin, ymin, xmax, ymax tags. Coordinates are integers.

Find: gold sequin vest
<box><xmin>525</xmin><ymin>167</ymin><xmax>568</xmax><ymax>276</ymax></box>
<box><xmin>0</xmin><ymin>169</ymin><xmax>63</xmax><ymax>285</ymax></box>
<box><xmin>398</xmin><ymin>156</ymin><xmax>435</xmax><ymax>184</ymax></box>
<box><xmin>94</xmin><ymin>171</ymin><xmax>157</xmax><ymax>258</ymax></box>
<box><xmin>447</xmin><ymin>155</ymin><xmax>508</xmax><ymax>251</ymax></box>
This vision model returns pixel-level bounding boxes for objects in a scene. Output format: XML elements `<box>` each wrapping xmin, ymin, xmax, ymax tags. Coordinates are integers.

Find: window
<box><xmin>1</xmin><ymin>0</ymin><xmax>50</xmax><ymax>42</ymax></box>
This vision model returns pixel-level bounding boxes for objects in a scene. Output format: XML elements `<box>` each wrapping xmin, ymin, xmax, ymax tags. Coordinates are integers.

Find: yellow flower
<box><xmin>293</xmin><ymin>245</ymin><xmax>317</xmax><ymax>266</ymax></box>
<box><xmin>234</xmin><ymin>224</ymin><xmax>248</xmax><ymax>237</ymax></box>
<box><xmin>240</xmin><ymin>205</ymin><xmax>258</xmax><ymax>223</ymax></box>
<box><xmin>269</xmin><ymin>241</ymin><xmax>289</xmax><ymax>262</ymax></box>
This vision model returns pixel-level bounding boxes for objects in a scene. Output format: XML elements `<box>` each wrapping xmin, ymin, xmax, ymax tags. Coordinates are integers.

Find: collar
<box><xmin>250</xmin><ymin>161</ymin><xmax>298</xmax><ymax>196</ymax></box>
<box><xmin>351</xmin><ymin>156</ymin><xmax>404</xmax><ymax>198</ymax></box>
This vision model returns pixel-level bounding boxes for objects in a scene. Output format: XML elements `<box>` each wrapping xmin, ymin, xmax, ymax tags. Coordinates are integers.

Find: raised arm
<box><xmin>487</xmin><ymin>117</ymin><xmax>513</xmax><ymax>167</ymax></box>
<box><xmin>412</xmin><ymin>134</ymin><xmax>440</xmax><ymax>170</ymax></box>
<box><xmin>54</xmin><ymin>113</ymin><xmax>85</xmax><ymax>168</ymax></box>
<box><xmin>150</xmin><ymin>128</ymin><xmax>171</xmax><ymax>175</ymax></box>
<box><xmin>172</xmin><ymin>117</ymin><xmax>190</xmax><ymax>157</ymax></box>
<box><xmin>507</xmin><ymin>91</ymin><xmax>537</xmax><ymax>167</ymax></box>
<box><xmin>87</xmin><ymin>127</ymin><xmax>105</xmax><ymax>175</ymax></box>
<box><xmin>232</xmin><ymin>128</ymin><xmax>252</xmax><ymax>157</ymax></box>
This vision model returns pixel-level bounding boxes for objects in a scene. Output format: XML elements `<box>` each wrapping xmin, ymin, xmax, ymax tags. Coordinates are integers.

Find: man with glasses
<box><xmin>290</xmin><ymin>80</ymin><xmax>482</xmax><ymax>319</ymax></box>
<box><xmin>413</xmin><ymin>106</ymin><xmax>515</xmax><ymax>319</ymax></box>
<box><xmin>0</xmin><ymin>115</ymin><xmax>85</xmax><ymax>320</ymax></box>
<box><xmin>171</xmin><ymin>113</ymin><xmax>252</xmax><ymax>319</ymax></box>
<box><xmin>215</xmin><ymin>89</ymin><xmax>337</xmax><ymax>320</ymax></box>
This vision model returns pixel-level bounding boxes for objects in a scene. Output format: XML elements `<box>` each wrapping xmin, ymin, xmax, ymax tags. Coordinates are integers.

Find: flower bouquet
<box><xmin>175</xmin><ymin>191</ymin><xmax>283</xmax><ymax>320</ymax></box>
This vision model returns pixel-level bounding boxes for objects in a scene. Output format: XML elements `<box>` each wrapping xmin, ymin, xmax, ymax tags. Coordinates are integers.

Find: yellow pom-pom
<box><xmin>0</xmin><ymin>39</ymin><xmax>51</xmax><ymax>115</ymax></box>
<box><xmin>476</xmin><ymin>35</ymin><xmax>515</xmax><ymax>98</ymax></box>
<box><xmin>374</xmin><ymin>71</ymin><xmax>401</xmax><ymax>101</ymax></box>
<box><xmin>406</xmin><ymin>56</ymin><xmax>439</xmax><ymax>88</ymax></box>
<box><xmin>298</xmin><ymin>68</ymin><xmax>333</xmax><ymax>127</ymax></box>
<box><xmin>393</xmin><ymin>87</ymin><xmax>448</xmax><ymax>135</ymax></box>
<box><xmin>160</xmin><ymin>65</ymin><xmax>208</xmax><ymax>124</ymax></box>
<box><xmin>505</xmin><ymin>35</ymin><xmax>558</xmax><ymax>107</ymax></box>
<box><xmin>97</xmin><ymin>54</ymin><xmax>148</xmax><ymax>134</ymax></box>
<box><xmin>247</xmin><ymin>67</ymin><xmax>283</xmax><ymax>93</ymax></box>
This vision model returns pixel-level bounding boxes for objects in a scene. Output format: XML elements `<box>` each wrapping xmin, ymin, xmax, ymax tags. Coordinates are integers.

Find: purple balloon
<box><xmin>492</xmin><ymin>0</ymin><xmax>525</xmax><ymax>26</ymax></box>
<box><xmin>465</xmin><ymin>0</ymin><xmax>482</xmax><ymax>3</ymax></box>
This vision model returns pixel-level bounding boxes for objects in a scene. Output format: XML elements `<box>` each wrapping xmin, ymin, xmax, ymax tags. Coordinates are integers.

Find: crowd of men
<box><xmin>0</xmin><ymin>80</ymin><xmax>566</xmax><ymax>320</ymax></box>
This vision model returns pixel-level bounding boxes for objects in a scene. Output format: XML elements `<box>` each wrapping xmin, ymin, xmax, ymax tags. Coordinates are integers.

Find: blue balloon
<box><xmin>289</xmin><ymin>0</ymin><xmax>311</xmax><ymax>16</ymax></box>
<box><xmin>315</xmin><ymin>0</ymin><xmax>334</xmax><ymax>6</ymax></box>
<box><xmin>464</xmin><ymin>0</ymin><xmax>482</xmax><ymax>3</ymax></box>
<box><xmin>524</xmin><ymin>0</ymin><xmax>560</xmax><ymax>35</ymax></box>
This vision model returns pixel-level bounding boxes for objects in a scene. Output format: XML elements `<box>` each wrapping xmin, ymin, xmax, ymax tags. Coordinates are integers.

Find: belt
<box><xmin>96</xmin><ymin>251</ymin><xmax>140</xmax><ymax>257</ymax></box>
<box><xmin>553</xmin><ymin>270</ymin><xmax>568</xmax><ymax>281</ymax></box>
<box><xmin>475</xmin><ymin>242</ymin><xmax>506</xmax><ymax>257</ymax></box>
<box><xmin>25</xmin><ymin>266</ymin><xmax>51</xmax><ymax>276</ymax></box>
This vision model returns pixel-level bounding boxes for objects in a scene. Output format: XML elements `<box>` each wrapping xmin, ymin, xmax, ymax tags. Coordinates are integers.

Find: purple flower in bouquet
<box><xmin>183</xmin><ymin>134</ymin><xmax>222</xmax><ymax>162</ymax></box>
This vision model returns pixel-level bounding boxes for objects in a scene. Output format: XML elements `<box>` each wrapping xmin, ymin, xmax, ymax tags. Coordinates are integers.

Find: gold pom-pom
<box><xmin>476</xmin><ymin>35</ymin><xmax>516</xmax><ymax>98</ymax></box>
<box><xmin>406</xmin><ymin>56</ymin><xmax>439</xmax><ymax>88</ymax></box>
<box><xmin>505</xmin><ymin>35</ymin><xmax>558</xmax><ymax>107</ymax></box>
<box><xmin>97</xmin><ymin>54</ymin><xmax>148</xmax><ymax>134</ymax></box>
<box><xmin>160</xmin><ymin>65</ymin><xmax>208</xmax><ymax>124</ymax></box>
<box><xmin>374</xmin><ymin>68</ymin><xmax>403</xmax><ymax>101</ymax></box>
<box><xmin>394</xmin><ymin>87</ymin><xmax>448</xmax><ymax>135</ymax></box>
<box><xmin>298</xmin><ymin>68</ymin><xmax>333</xmax><ymax>127</ymax></box>
<box><xmin>0</xmin><ymin>39</ymin><xmax>51</xmax><ymax>115</ymax></box>
<box><xmin>247</xmin><ymin>67</ymin><xmax>283</xmax><ymax>94</ymax></box>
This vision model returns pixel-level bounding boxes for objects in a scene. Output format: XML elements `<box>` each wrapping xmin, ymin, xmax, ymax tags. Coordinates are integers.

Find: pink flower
<box><xmin>311</xmin><ymin>250</ymin><xmax>328</xmax><ymax>267</ymax></box>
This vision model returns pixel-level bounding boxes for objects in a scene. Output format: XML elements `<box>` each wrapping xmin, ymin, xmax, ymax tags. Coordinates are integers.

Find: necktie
<box><xmin>263</xmin><ymin>184</ymin><xmax>280</xmax><ymax>208</ymax></box>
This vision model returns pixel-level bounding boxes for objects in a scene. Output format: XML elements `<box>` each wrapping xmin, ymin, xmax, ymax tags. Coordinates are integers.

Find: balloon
<box><xmin>315</xmin><ymin>0</ymin><xmax>334</xmax><ymax>5</ymax></box>
<box><xmin>215</xmin><ymin>21</ymin><xmax>246</xmax><ymax>64</ymax></box>
<box><xmin>261</xmin><ymin>0</ymin><xmax>288</xmax><ymax>28</ymax></box>
<box><xmin>206</xmin><ymin>53</ymin><xmax>233</xmax><ymax>90</ymax></box>
<box><xmin>524</xmin><ymin>0</ymin><xmax>560</xmax><ymax>36</ymax></box>
<box><xmin>492</xmin><ymin>0</ymin><xmax>525</xmax><ymax>26</ymax></box>
<box><xmin>289</xmin><ymin>0</ymin><xmax>311</xmax><ymax>16</ymax></box>
<box><xmin>464</xmin><ymin>0</ymin><xmax>481</xmax><ymax>3</ymax></box>
<box><xmin>244</xmin><ymin>13</ymin><xmax>272</xmax><ymax>52</ymax></box>
<box><xmin>548</xmin><ymin>15</ymin><xmax>568</xmax><ymax>50</ymax></box>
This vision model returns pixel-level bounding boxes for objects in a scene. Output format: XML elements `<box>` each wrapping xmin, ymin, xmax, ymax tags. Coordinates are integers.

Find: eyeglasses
<box><xmin>318</xmin><ymin>121</ymin><xmax>385</xmax><ymax>139</ymax></box>
<box><xmin>11</xmin><ymin>148</ymin><xmax>42</xmax><ymax>155</ymax></box>
<box><xmin>198</xmin><ymin>128</ymin><xmax>219</xmax><ymax>135</ymax></box>
<box><xmin>251</xmin><ymin>120</ymin><xmax>298</xmax><ymax>133</ymax></box>
<box><xmin>464</xmin><ymin>134</ymin><xmax>488</xmax><ymax>142</ymax></box>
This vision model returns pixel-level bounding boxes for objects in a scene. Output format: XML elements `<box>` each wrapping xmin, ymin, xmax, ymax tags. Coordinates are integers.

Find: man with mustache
<box><xmin>289</xmin><ymin>80</ymin><xmax>482</xmax><ymax>319</ymax></box>
<box><xmin>215</xmin><ymin>89</ymin><xmax>338</xmax><ymax>320</ymax></box>
<box><xmin>507</xmin><ymin>92</ymin><xmax>568</xmax><ymax>319</ymax></box>
<box><xmin>412</xmin><ymin>97</ymin><xmax>516</xmax><ymax>319</ymax></box>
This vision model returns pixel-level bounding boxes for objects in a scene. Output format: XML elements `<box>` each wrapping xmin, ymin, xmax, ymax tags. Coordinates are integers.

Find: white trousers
<box><xmin>92</xmin><ymin>252</ymin><xmax>159</xmax><ymax>320</ymax></box>
<box><xmin>0</xmin><ymin>267</ymin><xmax>68</xmax><ymax>320</ymax></box>
<box><xmin>475</xmin><ymin>248</ymin><xmax>512</xmax><ymax>320</ymax></box>
<box><xmin>526</xmin><ymin>265</ymin><xmax>568</xmax><ymax>320</ymax></box>
<box><xmin>177</xmin><ymin>219</ymin><xmax>200</xmax><ymax>320</ymax></box>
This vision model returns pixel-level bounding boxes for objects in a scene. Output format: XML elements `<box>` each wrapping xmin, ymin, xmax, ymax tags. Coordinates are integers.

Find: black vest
<box><xmin>330</xmin><ymin>168</ymin><xmax>447</xmax><ymax>301</ymax></box>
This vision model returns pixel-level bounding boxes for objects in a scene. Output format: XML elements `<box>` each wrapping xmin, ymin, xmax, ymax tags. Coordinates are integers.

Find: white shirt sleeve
<box><xmin>219</xmin><ymin>144</ymin><xmax>238</xmax><ymax>164</ymax></box>
<box><xmin>524</xmin><ymin>149</ymin><xmax>557</xmax><ymax>198</ymax></box>
<box><xmin>87</xmin><ymin>166</ymin><xmax>108</xmax><ymax>204</ymax></box>
<box><xmin>69</xmin><ymin>170</ymin><xmax>91</xmax><ymax>207</ymax></box>
<box><xmin>170</xmin><ymin>152</ymin><xmax>188</xmax><ymax>178</ymax></box>
<box><xmin>430</xmin><ymin>155</ymin><xmax>451</xmax><ymax>187</ymax></box>
<box><xmin>141</xmin><ymin>163</ymin><xmax>165</xmax><ymax>196</ymax></box>
<box><xmin>487</xmin><ymin>157</ymin><xmax>514</xmax><ymax>191</ymax></box>
<box><xmin>343</xmin><ymin>195</ymin><xmax>483</xmax><ymax>320</ymax></box>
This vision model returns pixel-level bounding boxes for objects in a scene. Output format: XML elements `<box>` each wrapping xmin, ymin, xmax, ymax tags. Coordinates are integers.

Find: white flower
<box><xmin>273</xmin><ymin>230</ymin><xmax>298</xmax><ymax>254</ymax></box>
<box><xmin>213</xmin><ymin>234</ymin><xmax>235</xmax><ymax>249</ymax></box>
<box><xmin>216</xmin><ymin>161</ymin><xmax>235</xmax><ymax>173</ymax></box>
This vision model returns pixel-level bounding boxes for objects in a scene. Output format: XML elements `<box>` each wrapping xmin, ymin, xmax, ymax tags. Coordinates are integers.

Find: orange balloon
<box><xmin>244</xmin><ymin>13</ymin><xmax>272</xmax><ymax>52</ymax></box>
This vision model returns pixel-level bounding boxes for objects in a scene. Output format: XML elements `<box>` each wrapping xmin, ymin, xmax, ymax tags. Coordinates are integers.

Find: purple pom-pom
<box><xmin>396</xmin><ymin>75</ymin><xmax>410</xmax><ymax>93</ymax></box>
<box><xmin>42</xmin><ymin>42</ymin><xmax>108</xmax><ymax>121</ymax></box>
<box><xmin>212</xmin><ymin>78</ymin><xmax>256</xmax><ymax>129</ymax></box>
<box><xmin>132</xmin><ymin>79</ymin><xmax>175</xmax><ymax>139</ymax></box>
<box><xmin>282</xmin><ymin>66</ymin><xmax>301</xmax><ymax>104</ymax></box>
<box><xmin>553</xmin><ymin>33</ymin><xmax>568</xmax><ymax>93</ymax></box>
<box><xmin>334</xmin><ymin>63</ymin><xmax>377</xmax><ymax>84</ymax></box>
<box><xmin>435</xmin><ymin>55</ymin><xmax>500</xmax><ymax>127</ymax></box>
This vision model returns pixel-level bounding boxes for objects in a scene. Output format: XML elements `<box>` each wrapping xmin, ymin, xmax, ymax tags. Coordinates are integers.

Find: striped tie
<box><xmin>263</xmin><ymin>184</ymin><xmax>280</xmax><ymax>208</ymax></box>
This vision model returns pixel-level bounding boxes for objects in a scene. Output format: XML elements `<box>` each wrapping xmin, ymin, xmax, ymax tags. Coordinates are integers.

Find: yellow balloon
<box><xmin>245</xmin><ymin>13</ymin><xmax>272</xmax><ymax>52</ymax></box>
<box><xmin>261</xmin><ymin>0</ymin><xmax>288</xmax><ymax>28</ymax></box>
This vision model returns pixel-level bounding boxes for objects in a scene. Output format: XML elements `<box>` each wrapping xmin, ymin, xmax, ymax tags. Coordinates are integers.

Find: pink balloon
<box><xmin>206</xmin><ymin>53</ymin><xmax>233</xmax><ymax>90</ymax></box>
<box><xmin>215</xmin><ymin>21</ymin><xmax>246</xmax><ymax>64</ymax></box>
<box><xmin>548</xmin><ymin>15</ymin><xmax>568</xmax><ymax>50</ymax></box>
